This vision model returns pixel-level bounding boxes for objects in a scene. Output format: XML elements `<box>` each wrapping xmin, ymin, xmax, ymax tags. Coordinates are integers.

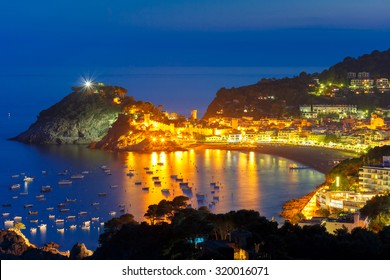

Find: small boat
<box><xmin>41</xmin><ymin>185</ymin><xmax>52</xmax><ymax>193</ymax></box>
<box><xmin>19</xmin><ymin>192</ymin><xmax>28</xmax><ymax>196</ymax></box>
<box><xmin>100</xmin><ymin>222</ymin><xmax>105</xmax><ymax>227</ymax></box>
<box><xmin>30</xmin><ymin>219</ymin><xmax>38</xmax><ymax>223</ymax></box>
<box><xmin>91</xmin><ymin>202</ymin><xmax>100</xmax><ymax>206</ymax></box>
<box><xmin>2</xmin><ymin>203</ymin><xmax>12</xmax><ymax>207</ymax></box>
<box><xmin>83</xmin><ymin>221</ymin><xmax>91</xmax><ymax>227</ymax></box>
<box><xmin>91</xmin><ymin>217</ymin><xmax>99</xmax><ymax>222</ymax></box>
<box><xmin>38</xmin><ymin>224</ymin><xmax>47</xmax><ymax>229</ymax></box>
<box><xmin>58</xmin><ymin>170</ymin><xmax>68</xmax><ymax>175</ymax></box>
<box><xmin>81</xmin><ymin>225</ymin><xmax>90</xmax><ymax>230</ymax></box>
<box><xmin>11</xmin><ymin>174</ymin><xmax>20</xmax><ymax>178</ymax></box>
<box><xmin>2</xmin><ymin>213</ymin><xmax>10</xmax><ymax>217</ymax></box>
<box><xmin>110</xmin><ymin>184</ymin><xmax>119</xmax><ymax>188</ymax></box>
<box><xmin>55</xmin><ymin>219</ymin><xmax>64</xmax><ymax>223</ymax></box>
<box><xmin>58</xmin><ymin>203</ymin><xmax>66</xmax><ymax>208</ymax></box>
<box><xmin>46</xmin><ymin>207</ymin><xmax>54</xmax><ymax>211</ymax></box>
<box><xmin>69</xmin><ymin>225</ymin><xmax>77</xmax><ymax>230</ymax></box>
<box><xmin>28</xmin><ymin>210</ymin><xmax>38</xmax><ymax>215</ymax></box>
<box><xmin>66</xmin><ymin>215</ymin><xmax>76</xmax><ymax>220</ymax></box>
<box><xmin>288</xmin><ymin>164</ymin><xmax>309</xmax><ymax>170</ymax></box>
<box><xmin>60</xmin><ymin>209</ymin><xmax>70</xmax><ymax>213</ymax></box>
<box><xmin>12</xmin><ymin>196</ymin><xmax>18</xmax><ymax>199</ymax></box>
<box><xmin>30</xmin><ymin>227</ymin><xmax>37</xmax><ymax>233</ymax></box>
<box><xmin>70</xmin><ymin>174</ymin><xmax>84</xmax><ymax>179</ymax></box>
<box><xmin>4</xmin><ymin>220</ymin><xmax>14</xmax><ymax>227</ymax></box>
<box><xmin>109</xmin><ymin>211</ymin><xmax>116</xmax><ymax>216</ymax></box>
<box><xmin>10</xmin><ymin>184</ymin><xmax>20</xmax><ymax>190</ymax></box>
<box><xmin>98</xmin><ymin>193</ymin><xmax>107</xmax><ymax>197</ymax></box>
<box><xmin>35</xmin><ymin>194</ymin><xmax>44</xmax><ymax>199</ymax></box>
<box><xmin>66</xmin><ymin>198</ymin><xmax>77</xmax><ymax>202</ymax></box>
<box><xmin>81</xmin><ymin>170</ymin><xmax>89</xmax><ymax>174</ymax></box>
<box><xmin>78</xmin><ymin>211</ymin><xmax>87</xmax><ymax>215</ymax></box>
<box><xmin>49</xmin><ymin>214</ymin><xmax>55</xmax><ymax>219</ymax></box>
<box><xmin>58</xmin><ymin>179</ymin><xmax>72</xmax><ymax>185</ymax></box>
<box><xmin>23</xmin><ymin>176</ymin><xmax>34</xmax><ymax>182</ymax></box>
<box><xmin>57</xmin><ymin>228</ymin><xmax>65</xmax><ymax>233</ymax></box>
<box><xmin>42</xmin><ymin>170</ymin><xmax>47</xmax><ymax>175</ymax></box>
<box><xmin>13</xmin><ymin>216</ymin><xmax>22</xmax><ymax>222</ymax></box>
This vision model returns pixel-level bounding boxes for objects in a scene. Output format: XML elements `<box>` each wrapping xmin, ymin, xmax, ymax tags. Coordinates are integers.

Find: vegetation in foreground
<box><xmin>93</xmin><ymin>196</ymin><xmax>390</xmax><ymax>260</ymax></box>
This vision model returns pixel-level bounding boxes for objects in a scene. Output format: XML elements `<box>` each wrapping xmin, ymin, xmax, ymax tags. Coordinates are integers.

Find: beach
<box><xmin>194</xmin><ymin>143</ymin><xmax>359</xmax><ymax>174</ymax></box>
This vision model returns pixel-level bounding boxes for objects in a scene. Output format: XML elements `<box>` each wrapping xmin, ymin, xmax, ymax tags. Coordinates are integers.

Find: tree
<box><xmin>13</xmin><ymin>222</ymin><xmax>25</xmax><ymax>231</ymax></box>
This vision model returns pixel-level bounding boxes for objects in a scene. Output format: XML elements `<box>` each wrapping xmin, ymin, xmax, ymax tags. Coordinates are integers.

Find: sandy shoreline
<box><xmin>193</xmin><ymin>143</ymin><xmax>359</xmax><ymax>174</ymax></box>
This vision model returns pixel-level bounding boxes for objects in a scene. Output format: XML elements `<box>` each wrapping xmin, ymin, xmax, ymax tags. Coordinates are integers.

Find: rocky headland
<box><xmin>11</xmin><ymin>85</ymin><xmax>125</xmax><ymax>144</ymax></box>
<box><xmin>0</xmin><ymin>228</ymin><xmax>92</xmax><ymax>260</ymax></box>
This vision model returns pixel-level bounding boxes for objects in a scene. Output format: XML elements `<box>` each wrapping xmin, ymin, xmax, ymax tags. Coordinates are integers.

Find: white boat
<box><xmin>23</xmin><ymin>176</ymin><xmax>34</xmax><ymax>182</ymax></box>
<box><xmin>46</xmin><ymin>207</ymin><xmax>54</xmax><ymax>211</ymax></box>
<box><xmin>2</xmin><ymin>213</ymin><xmax>10</xmax><ymax>217</ymax></box>
<box><xmin>66</xmin><ymin>215</ymin><xmax>76</xmax><ymax>220</ymax></box>
<box><xmin>35</xmin><ymin>194</ymin><xmax>44</xmax><ymax>199</ymax></box>
<box><xmin>55</xmin><ymin>219</ymin><xmax>64</xmax><ymax>223</ymax></box>
<box><xmin>11</xmin><ymin>174</ymin><xmax>20</xmax><ymax>178</ymax></box>
<box><xmin>78</xmin><ymin>211</ymin><xmax>87</xmax><ymax>215</ymax></box>
<box><xmin>59</xmin><ymin>208</ymin><xmax>70</xmax><ymax>213</ymax></box>
<box><xmin>30</xmin><ymin>219</ymin><xmax>38</xmax><ymax>223</ymax></box>
<box><xmin>83</xmin><ymin>221</ymin><xmax>91</xmax><ymax>227</ymax></box>
<box><xmin>66</xmin><ymin>198</ymin><xmax>77</xmax><ymax>202</ymax></box>
<box><xmin>58</xmin><ymin>179</ymin><xmax>72</xmax><ymax>185</ymax></box>
<box><xmin>12</xmin><ymin>196</ymin><xmax>18</xmax><ymax>199</ymax></box>
<box><xmin>109</xmin><ymin>211</ymin><xmax>116</xmax><ymax>216</ymax></box>
<box><xmin>91</xmin><ymin>202</ymin><xmax>100</xmax><ymax>206</ymax></box>
<box><xmin>69</xmin><ymin>225</ymin><xmax>77</xmax><ymax>230</ymax></box>
<box><xmin>81</xmin><ymin>170</ymin><xmax>89</xmax><ymax>174</ymax></box>
<box><xmin>70</xmin><ymin>174</ymin><xmax>84</xmax><ymax>179</ymax></box>
<box><xmin>91</xmin><ymin>217</ymin><xmax>100</xmax><ymax>222</ymax></box>
<box><xmin>19</xmin><ymin>192</ymin><xmax>28</xmax><ymax>196</ymax></box>
<box><xmin>4</xmin><ymin>220</ymin><xmax>14</xmax><ymax>227</ymax></box>
<box><xmin>24</xmin><ymin>204</ymin><xmax>33</xmax><ymax>208</ymax></box>
<box><xmin>49</xmin><ymin>214</ymin><xmax>55</xmax><ymax>219</ymax></box>
<box><xmin>57</xmin><ymin>228</ymin><xmax>65</xmax><ymax>233</ymax></box>
<box><xmin>81</xmin><ymin>225</ymin><xmax>90</xmax><ymax>230</ymax></box>
<box><xmin>110</xmin><ymin>184</ymin><xmax>119</xmax><ymax>188</ymax></box>
<box><xmin>10</xmin><ymin>184</ymin><xmax>20</xmax><ymax>190</ymax></box>
<box><xmin>13</xmin><ymin>216</ymin><xmax>22</xmax><ymax>222</ymax></box>
<box><xmin>38</xmin><ymin>224</ymin><xmax>47</xmax><ymax>229</ymax></box>
<box><xmin>30</xmin><ymin>227</ymin><xmax>37</xmax><ymax>233</ymax></box>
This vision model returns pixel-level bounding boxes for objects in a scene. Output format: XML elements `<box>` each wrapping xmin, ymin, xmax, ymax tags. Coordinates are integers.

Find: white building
<box><xmin>359</xmin><ymin>156</ymin><xmax>390</xmax><ymax>191</ymax></box>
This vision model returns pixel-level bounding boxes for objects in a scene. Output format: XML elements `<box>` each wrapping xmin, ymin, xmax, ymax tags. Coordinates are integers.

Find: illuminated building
<box><xmin>359</xmin><ymin>156</ymin><xmax>390</xmax><ymax>191</ymax></box>
<box><xmin>190</xmin><ymin>110</ymin><xmax>197</xmax><ymax>120</ymax></box>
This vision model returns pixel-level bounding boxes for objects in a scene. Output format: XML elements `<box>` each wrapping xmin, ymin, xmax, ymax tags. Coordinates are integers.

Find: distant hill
<box><xmin>203</xmin><ymin>48</ymin><xmax>390</xmax><ymax>119</ymax></box>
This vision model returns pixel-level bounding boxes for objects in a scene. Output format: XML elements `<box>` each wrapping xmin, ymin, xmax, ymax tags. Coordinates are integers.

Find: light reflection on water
<box><xmin>1</xmin><ymin>144</ymin><xmax>324</xmax><ymax>251</ymax></box>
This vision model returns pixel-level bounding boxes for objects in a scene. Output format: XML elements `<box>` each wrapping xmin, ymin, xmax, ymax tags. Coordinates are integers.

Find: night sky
<box><xmin>2</xmin><ymin>0</ymin><xmax>390</xmax><ymax>69</ymax></box>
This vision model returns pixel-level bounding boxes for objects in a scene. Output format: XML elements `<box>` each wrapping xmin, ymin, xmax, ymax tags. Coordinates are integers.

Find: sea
<box><xmin>0</xmin><ymin>66</ymin><xmax>326</xmax><ymax>251</ymax></box>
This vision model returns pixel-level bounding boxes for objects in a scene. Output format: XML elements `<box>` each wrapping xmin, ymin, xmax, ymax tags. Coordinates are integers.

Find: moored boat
<box><xmin>58</xmin><ymin>179</ymin><xmax>72</xmax><ymax>185</ymax></box>
<box><xmin>70</xmin><ymin>174</ymin><xmax>84</xmax><ymax>179</ymax></box>
<box><xmin>10</xmin><ymin>184</ymin><xmax>20</xmax><ymax>190</ymax></box>
<box><xmin>23</xmin><ymin>176</ymin><xmax>34</xmax><ymax>182</ymax></box>
<box><xmin>55</xmin><ymin>219</ymin><xmax>64</xmax><ymax>223</ymax></box>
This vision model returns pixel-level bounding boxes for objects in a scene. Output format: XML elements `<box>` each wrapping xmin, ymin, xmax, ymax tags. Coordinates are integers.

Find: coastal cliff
<box><xmin>12</xmin><ymin>85</ymin><xmax>124</xmax><ymax>144</ymax></box>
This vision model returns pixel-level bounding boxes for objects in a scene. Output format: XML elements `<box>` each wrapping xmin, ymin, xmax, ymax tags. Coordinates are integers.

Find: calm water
<box><xmin>0</xmin><ymin>66</ymin><xmax>325</xmax><ymax>251</ymax></box>
<box><xmin>0</xmin><ymin>141</ymin><xmax>324</xmax><ymax>250</ymax></box>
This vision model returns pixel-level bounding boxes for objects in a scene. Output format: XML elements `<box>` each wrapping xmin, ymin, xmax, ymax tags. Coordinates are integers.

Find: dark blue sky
<box><xmin>2</xmin><ymin>0</ymin><xmax>390</xmax><ymax>69</ymax></box>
